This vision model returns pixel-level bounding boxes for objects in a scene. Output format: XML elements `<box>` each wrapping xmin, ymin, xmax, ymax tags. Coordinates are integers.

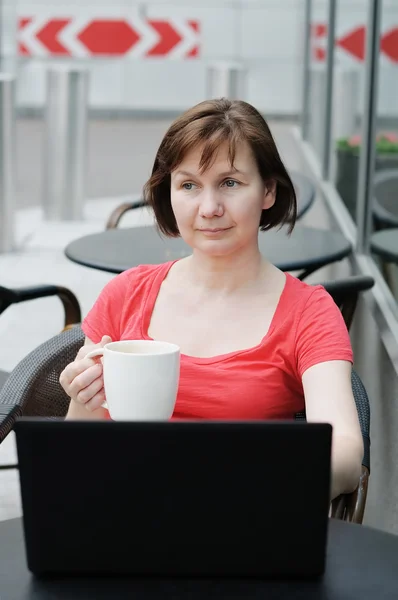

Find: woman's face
<box><xmin>170</xmin><ymin>141</ymin><xmax>276</xmax><ymax>257</ymax></box>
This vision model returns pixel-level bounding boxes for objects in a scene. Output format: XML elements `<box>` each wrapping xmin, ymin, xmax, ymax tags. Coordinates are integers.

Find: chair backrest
<box><xmin>316</xmin><ymin>275</ymin><xmax>375</xmax><ymax>330</ymax></box>
<box><xmin>0</xmin><ymin>284</ymin><xmax>81</xmax><ymax>326</ymax></box>
<box><xmin>0</xmin><ymin>326</ymin><xmax>85</xmax><ymax>430</ymax></box>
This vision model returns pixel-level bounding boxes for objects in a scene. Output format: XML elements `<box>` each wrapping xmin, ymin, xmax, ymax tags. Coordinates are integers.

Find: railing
<box><xmin>0</xmin><ymin>74</ymin><xmax>16</xmax><ymax>253</ymax></box>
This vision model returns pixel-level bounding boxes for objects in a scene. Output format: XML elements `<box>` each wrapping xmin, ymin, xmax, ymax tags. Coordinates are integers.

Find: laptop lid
<box><xmin>15</xmin><ymin>419</ymin><xmax>332</xmax><ymax>578</ymax></box>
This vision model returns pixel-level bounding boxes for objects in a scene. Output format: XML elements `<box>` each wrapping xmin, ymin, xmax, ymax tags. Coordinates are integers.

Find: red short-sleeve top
<box><xmin>82</xmin><ymin>261</ymin><xmax>353</xmax><ymax>420</ymax></box>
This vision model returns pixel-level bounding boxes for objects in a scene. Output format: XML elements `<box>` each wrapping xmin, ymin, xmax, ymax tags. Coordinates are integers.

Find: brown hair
<box><xmin>144</xmin><ymin>98</ymin><xmax>297</xmax><ymax>236</ymax></box>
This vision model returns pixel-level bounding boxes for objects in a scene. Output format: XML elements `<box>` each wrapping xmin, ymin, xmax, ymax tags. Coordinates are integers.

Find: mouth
<box><xmin>199</xmin><ymin>227</ymin><xmax>232</xmax><ymax>233</ymax></box>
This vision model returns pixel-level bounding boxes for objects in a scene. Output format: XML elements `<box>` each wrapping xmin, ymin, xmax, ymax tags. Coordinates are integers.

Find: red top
<box><xmin>82</xmin><ymin>261</ymin><xmax>353</xmax><ymax>420</ymax></box>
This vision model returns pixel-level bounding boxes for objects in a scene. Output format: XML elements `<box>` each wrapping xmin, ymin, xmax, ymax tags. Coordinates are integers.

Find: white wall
<box><xmin>2</xmin><ymin>0</ymin><xmax>397</xmax><ymax>117</ymax></box>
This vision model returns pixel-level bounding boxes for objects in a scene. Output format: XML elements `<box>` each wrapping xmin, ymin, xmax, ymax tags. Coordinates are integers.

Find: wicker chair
<box><xmin>0</xmin><ymin>276</ymin><xmax>372</xmax><ymax>521</ymax></box>
<box><xmin>106</xmin><ymin>199</ymin><xmax>147</xmax><ymax>229</ymax></box>
<box><xmin>0</xmin><ymin>284</ymin><xmax>81</xmax><ymax>395</ymax></box>
<box><xmin>295</xmin><ymin>369</ymin><xmax>370</xmax><ymax>524</ymax></box>
<box><xmin>317</xmin><ymin>275</ymin><xmax>375</xmax><ymax>330</ymax></box>
<box><xmin>0</xmin><ymin>326</ymin><xmax>85</xmax><ymax>446</ymax></box>
<box><xmin>0</xmin><ymin>326</ymin><xmax>370</xmax><ymax>523</ymax></box>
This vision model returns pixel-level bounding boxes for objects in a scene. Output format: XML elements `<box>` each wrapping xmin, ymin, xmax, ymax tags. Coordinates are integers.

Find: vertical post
<box><xmin>0</xmin><ymin>0</ymin><xmax>18</xmax><ymax>73</ymax></box>
<box><xmin>301</xmin><ymin>0</ymin><xmax>313</xmax><ymax>140</ymax></box>
<box><xmin>207</xmin><ymin>61</ymin><xmax>246</xmax><ymax>100</ymax></box>
<box><xmin>0</xmin><ymin>73</ymin><xmax>16</xmax><ymax>253</ymax></box>
<box><xmin>309</xmin><ymin>66</ymin><xmax>359</xmax><ymax>171</ymax></box>
<box><xmin>322</xmin><ymin>0</ymin><xmax>337</xmax><ymax>180</ymax></box>
<box><xmin>356</xmin><ymin>0</ymin><xmax>382</xmax><ymax>254</ymax></box>
<box><xmin>43</xmin><ymin>67</ymin><xmax>89</xmax><ymax>221</ymax></box>
<box><xmin>308</xmin><ymin>66</ymin><xmax>326</xmax><ymax>159</ymax></box>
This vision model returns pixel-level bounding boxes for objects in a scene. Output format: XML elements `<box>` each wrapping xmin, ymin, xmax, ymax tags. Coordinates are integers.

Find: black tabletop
<box><xmin>371</xmin><ymin>228</ymin><xmax>398</xmax><ymax>262</ymax></box>
<box><xmin>2</xmin><ymin>518</ymin><xmax>398</xmax><ymax>599</ymax></box>
<box><xmin>65</xmin><ymin>225</ymin><xmax>351</xmax><ymax>279</ymax></box>
<box><xmin>291</xmin><ymin>171</ymin><xmax>316</xmax><ymax>219</ymax></box>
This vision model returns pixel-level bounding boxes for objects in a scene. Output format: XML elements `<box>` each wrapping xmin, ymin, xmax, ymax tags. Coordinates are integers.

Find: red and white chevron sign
<box><xmin>18</xmin><ymin>17</ymin><xmax>200</xmax><ymax>58</ymax></box>
<box><xmin>312</xmin><ymin>23</ymin><xmax>398</xmax><ymax>62</ymax></box>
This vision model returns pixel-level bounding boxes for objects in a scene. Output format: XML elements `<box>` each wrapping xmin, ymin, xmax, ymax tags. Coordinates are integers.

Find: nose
<box><xmin>198</xmin><ymin>188</ymin><xmax>224</xmax><ymax>218</ymax></box>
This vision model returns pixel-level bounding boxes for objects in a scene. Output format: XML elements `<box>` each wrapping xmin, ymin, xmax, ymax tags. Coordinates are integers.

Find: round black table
<box><xmin>65</xmin><ymin>225</ymin><xmax>351</xmax><ymax>280</ymax></box>
<box><xmin>2</xmin><ymin>517</ymin><xmax>398</xmax><ymax>599</ymax></box>
<box><xmin>371</xmin><ymin>229</ymin><xmax>398</xmax><ymax>264</ymax></box>
<box><xmin>291</xmin><ymin>171</ymin><xmax>316</xmax><ymax>219</ymax></box>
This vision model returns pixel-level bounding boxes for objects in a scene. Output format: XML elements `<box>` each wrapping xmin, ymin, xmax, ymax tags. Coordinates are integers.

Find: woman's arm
<box><xmin>302</xmin><ymin>359</ymin><xmax>364</xmax><ymax>501</ymax></box>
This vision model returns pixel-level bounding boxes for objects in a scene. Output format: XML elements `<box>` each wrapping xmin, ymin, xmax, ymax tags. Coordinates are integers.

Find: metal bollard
<box><xmin>0</xmin><ymin>74</ymin><xmax>16</xmax><ymax>253</ymax></box>
<box><xmin>43</xmin><ymin>67</ymin><xmax>89</xmax><ymax>221</ymax></box>
<box><xmin>207</xmin><ymin>61</ymin><xmax>247</xmax><ymax>100</ymax></box>
<box><xmin>309</xmin><ymin>66</ymin><xmax>359</xmax><ymax>169</ymax></box>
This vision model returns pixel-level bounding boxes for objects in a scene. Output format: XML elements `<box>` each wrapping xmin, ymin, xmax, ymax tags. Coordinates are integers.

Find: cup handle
<box><xmin>85</xmin><ymin>348</ymin><xmax>108</xmax><ymax>410</ymax></box>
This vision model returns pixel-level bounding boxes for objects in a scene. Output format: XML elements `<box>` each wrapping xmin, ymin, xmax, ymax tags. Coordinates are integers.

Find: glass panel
<box><xmin>331</xmin><ymin>0</ymin><xmax>368</xmax><ymax>221</ymax></box>
<box><xmin>370</xmin><ymin>0</ymin><xmax>398</xmax><ymax>301</ymax></box>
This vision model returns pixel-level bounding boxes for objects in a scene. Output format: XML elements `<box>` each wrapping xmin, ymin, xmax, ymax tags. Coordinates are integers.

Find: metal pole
<box><xmin>301</xmin><ymin>0</ymin><xmax>313</xmax><ymax>140</ymax></box>
<box><xmin>356</xmin><ymin>0</ymin><xmax>382</xmax><ymax>254</ymax></box>
<box><xmin>322</xmin><ymin>0</ymin><xmax>337</xmax><ymax>180</ymax></box>
<box><xmin>43</xmin><ymin>67</ymin><xmax>89</xmax><ymax>221</ymax></box>
<box><xmin>308</xmin><ymin>65</ymin><xmax>326</xmax><ymax>159</ymax></box>
<box><xmin>309</xmin><ymin>66</ymin><xmax>359</xmax><ymax>169</ymax></box>
<box><xmin>207</xmin><ymin>61</ymin><xmax>247</xmax><ymax>100</ymax></box>
<box><xmin>0</xmin><ymin>0</ymin><xmax>18</xmax><ymax>74</ymax></box>
<box><xmin>0</xmin><ymin>73</ymin><xmax>16</xmax><ymax>253</ymax></box>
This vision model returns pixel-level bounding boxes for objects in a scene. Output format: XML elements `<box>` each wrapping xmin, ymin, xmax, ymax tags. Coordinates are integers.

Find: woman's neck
<box><xmin>181</xmin><ymin>248</ymin><xmax>269</xmax><ymax>294</ymax></box>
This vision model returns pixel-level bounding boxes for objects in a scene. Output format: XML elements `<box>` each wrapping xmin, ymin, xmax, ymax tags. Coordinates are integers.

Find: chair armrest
<box><xmin>106</xmin><ymin>199</ymin><xmax>147</xmax><ymax>229</ymax></box>
<box><xmin>0</xmin><ymin>285</ymin><xmax>81</xmax><ymax>328</ymax></box>
<box><xmin>0</xmin><ymin>403</ymin><xmax>23</xmax><ymax>445</ymax></box>
<box><xmin>330</xmin><ymin>465</ymin><xmax>369</xmax><ymax>524</ymax></box>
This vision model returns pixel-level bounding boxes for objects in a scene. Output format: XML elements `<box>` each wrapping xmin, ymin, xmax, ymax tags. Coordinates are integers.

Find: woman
<box><xmin>60</xmin><ymin>98</ymin><xmax>363</xmax><ymax>500</ymax></box>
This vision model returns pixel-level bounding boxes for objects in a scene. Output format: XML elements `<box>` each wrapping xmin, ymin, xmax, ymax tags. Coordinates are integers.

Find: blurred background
<box><xmin>1</xmin><ymin>0</ymin><xmax>398</xmax><ymax>533</ymax></box>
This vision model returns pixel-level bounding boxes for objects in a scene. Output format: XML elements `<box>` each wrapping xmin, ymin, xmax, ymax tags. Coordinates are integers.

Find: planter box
<box><xmin>335</xmin><ymin>150</ymin><xmax>398</xmax><ymax>221</ymax></box>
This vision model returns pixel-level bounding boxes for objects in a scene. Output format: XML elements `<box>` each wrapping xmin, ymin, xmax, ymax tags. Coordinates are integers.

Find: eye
<box><xmin>222</xmin><ymin>179</ymin><xmax>239</xmax><ymax>188</ymax></box>
<box><xmin>181</xmin><ymin>182</ymin><xmax>196</xmax><ymax>190</ymax></box>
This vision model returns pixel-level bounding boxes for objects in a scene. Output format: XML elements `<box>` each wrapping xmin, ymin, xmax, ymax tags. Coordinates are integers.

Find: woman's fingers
<box><xmin>75</xmin><ymin>376</ymin><xmax>105</xmax><ymax>406</ymax></box>
<box><xmin>85</xmin><ymin>390</ymin><xmax>107</xmax><ymax>412</ymax></box>
<box><xmin>61</xmin><ymin>360</ymin><xmax>102</xmax><ymax>393</ymax></box>
<box><xmin>59</xmin><ymin>335</ymin><xmax>111</xmax><ymax>408</ymax></box>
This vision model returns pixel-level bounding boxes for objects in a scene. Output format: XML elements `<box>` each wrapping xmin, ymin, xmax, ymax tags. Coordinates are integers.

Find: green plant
<box><xmin>337</xmin><ymin>132</ymin><xmax>398</xmax><ymax>154</ymax></box>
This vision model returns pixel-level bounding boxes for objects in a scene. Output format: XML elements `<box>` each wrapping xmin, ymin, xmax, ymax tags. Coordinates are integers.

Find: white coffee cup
<box><xmin>86</xmin><ymin>340</ymin><xmax>180</xmax><ymax>421</ymax></box>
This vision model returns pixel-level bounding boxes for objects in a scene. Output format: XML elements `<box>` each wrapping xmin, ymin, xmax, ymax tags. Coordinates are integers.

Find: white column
<box><xmin>43</xmin><ymin>67</ymin><xmax>90</xmax><ymax>221</ymax></box>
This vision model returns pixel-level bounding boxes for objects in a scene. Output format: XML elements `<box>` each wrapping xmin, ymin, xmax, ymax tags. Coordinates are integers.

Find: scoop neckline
<box><xmin>140</xmin><ymin>260</ymin><xmax>291</xmax><ymax>365</ymax></box>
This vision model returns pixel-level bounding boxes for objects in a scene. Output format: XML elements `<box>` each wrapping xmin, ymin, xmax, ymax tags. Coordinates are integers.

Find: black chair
<box><xmin>0</xmin><ymin>285</ymin><xmax>81</xmax><ymax>470</ymax></box>
<box><xmin>0</xmin><ymin>326</ymin><xmax>85</xmax><ymax>449</ymax></box>
<box><xmin>295</xmin><ymin>369</ymin><xmax>370</xmax><ymax>524</ymax></box>
<box><xmin>106</xmin><ymin>199</ymin><xmax>147</xmax><ymax>229</ymax></box>
<box><xmin>0</xmin><ymin>275</ymin><xmax>373</xmax><ymax>521</ymax></box>
<box><xmin>315</xmin><ymin>275</ymin><xmax>375</xmax><ymax>330</ymax></box>
<box><xmin>0</xmin><ymin>284</ymin><xmax>81</xmax><ymax>395</ymax></box>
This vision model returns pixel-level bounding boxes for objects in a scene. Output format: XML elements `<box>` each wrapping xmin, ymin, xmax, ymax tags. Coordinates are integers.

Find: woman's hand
<box><xmin>60</xmin><ymin>335</ymin><xmax>112</xmax><ymax>413</ymax></box>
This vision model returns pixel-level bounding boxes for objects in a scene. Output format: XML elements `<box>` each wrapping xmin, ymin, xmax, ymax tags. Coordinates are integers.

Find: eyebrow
<box><xmin>174</xmin><ymin>169</ymin><xmax>245</xmax><ymax>179</ymax></box>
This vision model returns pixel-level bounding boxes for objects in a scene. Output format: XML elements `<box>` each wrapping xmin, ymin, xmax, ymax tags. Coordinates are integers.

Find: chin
<box><xmin>194</xmin><ymin>241</ymin><xmax>237</xmax><ymax>257</ymax></box>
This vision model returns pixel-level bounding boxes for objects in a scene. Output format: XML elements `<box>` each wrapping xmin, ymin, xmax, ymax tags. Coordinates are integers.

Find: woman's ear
<box><xmin>262</xmin><ymin>179</ymin><xmax>277</xmax><ymax>210</ymax></box>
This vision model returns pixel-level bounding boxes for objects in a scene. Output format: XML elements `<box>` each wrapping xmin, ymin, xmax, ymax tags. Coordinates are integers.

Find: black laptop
<box><xmin>14</xmin><ymin>419</ymin><xmax>332</xmax><ymax>578</ymax></box>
